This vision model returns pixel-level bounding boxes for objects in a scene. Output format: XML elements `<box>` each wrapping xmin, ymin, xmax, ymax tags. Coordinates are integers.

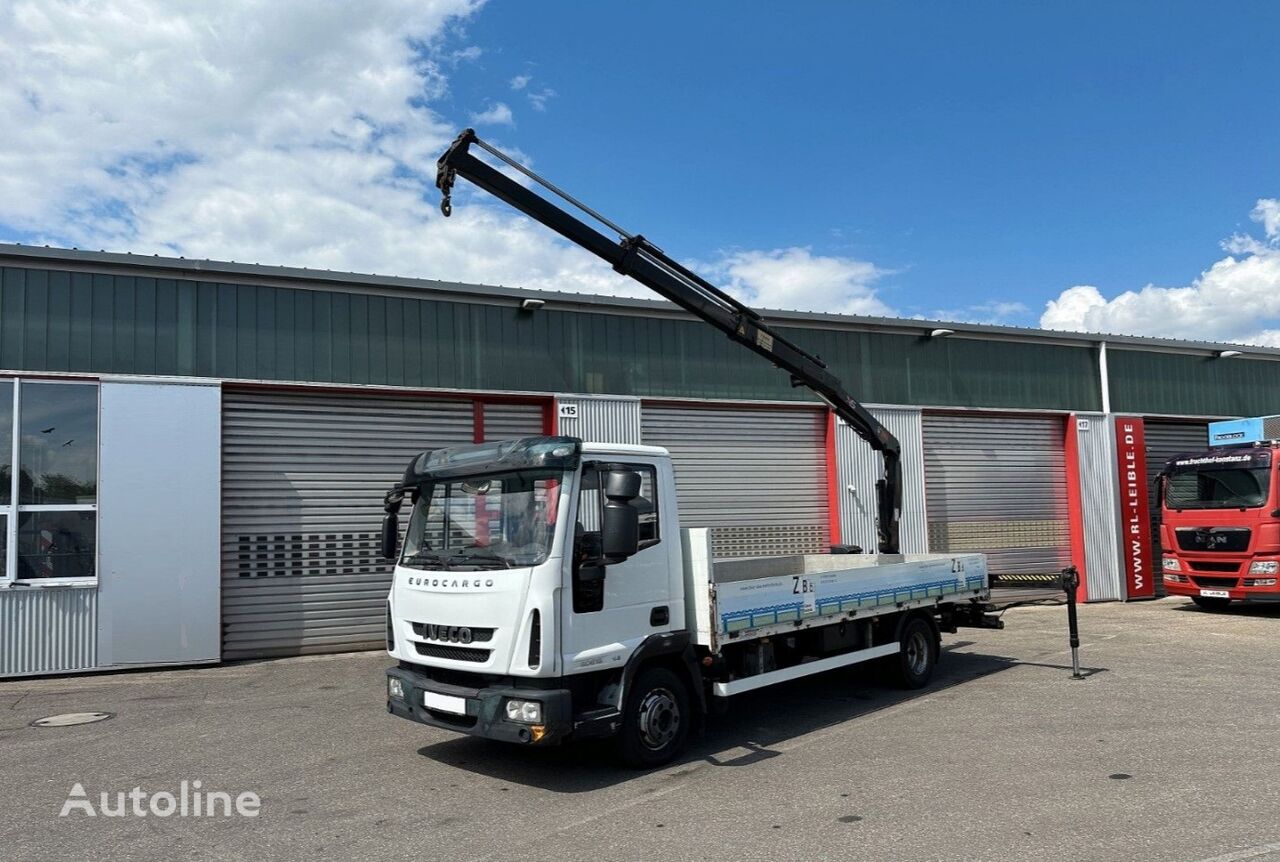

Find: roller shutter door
<box><xmin>221</xmin><ymin>390</ymin><xmax>544</xmax><ymax>659</ymax></box>
<box><xmin>924</xmin><ymin>413</ymin><xmax>1071</xmax><ymax>575</ymax></box>
<box><xmin>1144</xmin><ymin>419</ymin><xmax>1208</xmax><ymax>596</ymax></box>
<box><xmin>482</xmin><ymin>402</ymin><xmax>546</xmax><ymax>441</ymax></box>
<box><xmin>641</xmin><ymin>404</ymin><xmax>829</xmax><ymax>557</ymax></box>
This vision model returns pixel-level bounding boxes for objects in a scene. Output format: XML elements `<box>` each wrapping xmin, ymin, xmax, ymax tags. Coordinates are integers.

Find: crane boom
<box><xmin>435</xmin><ymin>129</ymin><xmax>902</xmax><ymax>554</ymax></box>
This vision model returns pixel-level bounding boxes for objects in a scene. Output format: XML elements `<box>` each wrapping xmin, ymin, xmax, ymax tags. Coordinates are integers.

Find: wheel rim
<box><xmin>637</xmin><ymin>687</ymin><xmax>681</xmax><ymax>750</ymax></box>
<box><xmin>905</xmin><ymin>629</ymin><xmax>930</xmax><ymax>676</ymax></box>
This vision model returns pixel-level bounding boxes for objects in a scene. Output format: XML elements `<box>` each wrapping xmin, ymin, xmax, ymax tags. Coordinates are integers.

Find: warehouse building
<box><xmin>2</xmin><ymin>243</ymin><xmax>1277</xmax><ymax>677</ymax></box>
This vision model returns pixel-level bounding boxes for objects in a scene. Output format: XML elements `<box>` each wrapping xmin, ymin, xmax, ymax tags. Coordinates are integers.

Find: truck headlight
<box><xmin>1162</xmin><ymin>557</ymin><xmax>1180</xmax><ymax>572</ymax></box>
<box><xmin>504</xmin><ymin>699</ymin><xmax>543</xmax><ymax>724</ymax></box>
<box><xmin>388</xmin><ymin>677</ymin><xmax>405</xmax><ymax>700</ymax></box>
<box><xmin>1248</xmin><ymin>560</ymin><xmax>1279</xmax><ymax>575</ymax></box>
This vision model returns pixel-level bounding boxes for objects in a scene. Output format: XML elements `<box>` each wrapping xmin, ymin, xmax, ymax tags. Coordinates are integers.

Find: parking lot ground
<box><xmin>2</xmin><ymin>597</ymin><xmax>1278</xmax><ymax>862</ymax></box>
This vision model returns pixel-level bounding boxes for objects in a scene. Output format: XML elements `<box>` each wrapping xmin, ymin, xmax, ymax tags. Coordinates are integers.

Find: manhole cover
<box><xmin>30</xmin><ymin>712</ymin><xmax>114</xmax><ymax>728</ymax></box>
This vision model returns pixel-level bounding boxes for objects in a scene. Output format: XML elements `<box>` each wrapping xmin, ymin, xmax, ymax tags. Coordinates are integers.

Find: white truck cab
<box><xmin>383</xmin><ymin>435</ymin><xmax>997</xmax><ymax>766</ymax></box>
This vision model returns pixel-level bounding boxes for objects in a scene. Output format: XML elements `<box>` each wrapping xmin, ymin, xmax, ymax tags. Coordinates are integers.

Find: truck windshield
<box><xmin>401</xmin><ymin>469</ymin><xmax>562</xmax><ymax>570</ymax></box>
<box><xmin>1165</xmin><ymin>463</ymin><xmax>1273</xmax><ymax>510</ymax></box>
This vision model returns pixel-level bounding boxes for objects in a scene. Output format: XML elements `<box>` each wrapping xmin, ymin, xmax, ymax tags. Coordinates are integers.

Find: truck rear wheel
<box><xmin>1192</xmin><ymin>596</ymin><xmax>1231</xmax><ymax>611</ymax></box>
<box><xmin>617</xmin><ymin>666</ymin><xmax>689</xmax><ymax>768</ymax></box>
<box><xmin>888</xmin><ymin>616</ymin><xmax>938</xmax><ymax>689</ymax></box>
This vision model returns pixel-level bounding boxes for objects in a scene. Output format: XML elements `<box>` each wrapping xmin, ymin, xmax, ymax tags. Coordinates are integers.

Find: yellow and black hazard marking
<box><xmin>988</xmin><ymin>572</ymin><xmax>1066</xmax><ymax>587</ymax></box>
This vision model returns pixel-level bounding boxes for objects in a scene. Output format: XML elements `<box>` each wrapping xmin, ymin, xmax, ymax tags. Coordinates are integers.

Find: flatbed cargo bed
<box><xmin>682</xmin><ymin>529</ymin><xmax>989</xmax><ymax>650</ymax></box>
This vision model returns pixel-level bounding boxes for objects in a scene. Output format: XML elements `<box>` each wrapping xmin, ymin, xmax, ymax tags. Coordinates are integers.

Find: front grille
<box><xmin>1191</xmin><ymin>576</ymin><xmax>1238</xmax><ymax>589</ymax></box>
<box><xmin>1188</xmin><ymin>561</ymin><xmax>1240</xmax><ymax>573</ymax></box>
<box><xmin>1176</xmin><ymin>528</ymin><xmax>1250</xmax><ymax>553</ymax></box>
<box><xmin>414</xmin><ymin>642</ymin><xmax>492</xmax><ymax>663</ymax></box>
<box><xmin>410</xmin><ymin>622</ymin><xmax>495</xmax><ymax>643</ymax></box>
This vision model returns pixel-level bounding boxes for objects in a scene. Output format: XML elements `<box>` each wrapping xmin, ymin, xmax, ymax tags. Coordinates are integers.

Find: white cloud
<box><xmin>707</xmin><ymin>247</ymin><xmax>893</xmax><ymax>316</ymax></box>
<box><xmin>507</xmin><ymin>73</ymin><xmax>553</xmax><ymax>110</ymax></box>
<box><xmin>0</xmin><ymin>0</ymin><xmax>476</xmax><ymax>237</ymax></box>
<box><xmin>1040</xmin><ymin>199</ymin><xmax>1280</xmax><ymax>346</ymax></box>
<box><xmin>526</xmin><ymin>87</ymin><xmax>555</xmax><ymax>112</ymax></box>
<box><xmin>1253</xmin><ymin>198</ymin><xmax>1280</xmax><ymax>240</ymax></box>
<box><xmin>469</xmin><ymin>101</ymin><xmax>514</xmax><ymax>126</ymax></box>
<box><xmin>0</xmin><ymin>1</ymin><xmax>897</xmax><ymax>319</ymax></box>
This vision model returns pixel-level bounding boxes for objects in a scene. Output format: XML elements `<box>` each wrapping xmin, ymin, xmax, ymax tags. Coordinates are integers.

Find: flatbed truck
<box><xmin>383</xmin><ymin>436</ymin><xmax>996</xmax><ymax>765</ymax></box>
<box><xmin>380</xmin><ymin>131</ymin><xmax>1002</xmax><ymax>765</ymax></box>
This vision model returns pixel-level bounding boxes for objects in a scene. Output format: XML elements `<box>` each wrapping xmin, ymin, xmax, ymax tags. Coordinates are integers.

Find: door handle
<box><xmin>649</xmin><ymin>606</ymin><xmax>669</xmax><ymax>626</ymax></box>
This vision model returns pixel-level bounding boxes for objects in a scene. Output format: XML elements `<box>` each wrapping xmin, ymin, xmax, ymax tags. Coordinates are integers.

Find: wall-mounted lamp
<box><xmin>1217</xmin><ymin>349</ymin><xmax>1243</xmax><ymax>358</ymax></box>
<box><xmin>929</xmin><ymin>328</ymin><xmax>955</xmax><ymax>338</ymax></box>
<box><xmin>519</xmin><ymin>298</ymin><xmax>546</xmax><ymax>312</ymax></box>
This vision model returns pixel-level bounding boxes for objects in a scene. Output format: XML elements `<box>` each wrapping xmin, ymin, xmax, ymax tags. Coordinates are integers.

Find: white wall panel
<box><xmin>98</xmin><ymin>381</ymin><xmax>221</xmax><ymax>666</ymax></box>
<box><xmin>836</xmin><ymin>407</ymin><xmax>928</xmax><ymax>554</ymax></box>
<box><xmin>1075</xmin><ymin>414</ymin><xmax>1123</xmax><ymax>602</ymax></box>
<box><xmin>555</xmin><ymin>394</ymin><xmax>642</xmax><ymax>445</ymax></box>
<box><xmin>0</xmin><ymin>587</ymin><xmax>97</xmax><ymax>676</ymax></box>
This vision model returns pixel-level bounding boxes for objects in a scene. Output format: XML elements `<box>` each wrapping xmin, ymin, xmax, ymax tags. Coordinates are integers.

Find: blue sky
<box><xmin>445</xmin><ymin>1</ymin><xmax>1280</xmax><ymax>324</ymax></box>
<box><xmin>3</xmin><ymin>1</ymin><xmax>1279</xmax><ymax>342</ymax></box>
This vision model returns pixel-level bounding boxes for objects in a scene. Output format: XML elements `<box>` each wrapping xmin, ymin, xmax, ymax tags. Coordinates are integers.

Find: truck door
<box><xmin>561</xmin><ymin>460</ymin><xmax>673</xmax><ymax>673</ymax></box>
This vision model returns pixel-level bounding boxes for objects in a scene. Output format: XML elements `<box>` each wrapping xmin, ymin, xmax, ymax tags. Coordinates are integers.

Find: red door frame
<box><xmin>1063</xmin><ymin>414</ymin><xmax>1091</xmax><ymax>601</ymax></box>
<box><xmin>825</xmin><ymin>410</ymin><xmax>842</xmax><ymax>546</ymax></box>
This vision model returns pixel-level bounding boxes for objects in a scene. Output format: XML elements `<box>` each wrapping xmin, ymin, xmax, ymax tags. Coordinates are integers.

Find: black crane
<box><xmin>435</xmin><ymin>129</ymin><xmax>903</xmax><ymax>554</ymax></box>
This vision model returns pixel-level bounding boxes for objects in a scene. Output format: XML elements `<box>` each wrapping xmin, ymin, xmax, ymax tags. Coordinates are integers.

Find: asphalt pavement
<box><xmin>1</xmin><ymin>597</ymin><xmax>1278</xmax><ymax>862</ymax></box>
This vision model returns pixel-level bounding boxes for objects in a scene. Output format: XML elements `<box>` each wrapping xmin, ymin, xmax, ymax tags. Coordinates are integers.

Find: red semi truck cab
<box><xmin>1160</xmin><ymin>441</ymin><xmax>1280</xmax><ymax>609</ymax></box>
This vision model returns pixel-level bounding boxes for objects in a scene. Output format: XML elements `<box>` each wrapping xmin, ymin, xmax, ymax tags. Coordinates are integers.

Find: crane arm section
<box><xmin>435</xmin><ymin>129</ymin><xmax>902</xmax><ymax>554</ymax></box>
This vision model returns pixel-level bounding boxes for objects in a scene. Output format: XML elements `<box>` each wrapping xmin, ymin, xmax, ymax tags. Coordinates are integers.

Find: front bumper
<box><xmin>386</xmin><ymin>665</ymin><xmax>576</xmax><ymax>745</ymax></box>
<box><xmin>1163</xmin><ymin>579</ymin><xmax>1280</xmax><ymax>603</ymax></box>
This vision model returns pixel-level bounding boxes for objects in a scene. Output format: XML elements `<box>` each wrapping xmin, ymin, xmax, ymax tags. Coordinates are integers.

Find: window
<box><xmin>0</xmin><ymin>380</ymin><xmax>9</xmax><ymax>581</ymax></box>
<box><xmin>576</xmin><ymin>463</ymin><xmax>660</xmax><ymax>549</ymax></box>
<box><xmin>401</xmin><ymin>469</ymin><xmax>562</xmax><ymax>569</ymax></box>
<box><xmin>1167</xmin><ymin>467</ymin><xmax>1272</xmax><ymax>509</ymax></box>
<box><xmin>1165</xmin><ymin>452</ymin><xmax>1274</xmax><ymax>511</ymax></box>
<box><xmin>1</xmin><ymin>380</ymin><xmax>99</xmax><ymax>584</ymax></box>
<box><xmin>572</xmin><ymin>462</ymin><xmax>660</xmax><ymax>614</ymax></box>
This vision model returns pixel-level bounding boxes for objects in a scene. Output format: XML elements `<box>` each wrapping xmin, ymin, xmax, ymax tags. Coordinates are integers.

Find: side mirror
<box><xmin>601</xmin><ymin>469</ymin><xmax>641</xmax><ymax>563</ymax></box>
<box><xmin>380</xmin><ymin>512</ymin><xmax>399</xmax><ymax>561</ymax></box>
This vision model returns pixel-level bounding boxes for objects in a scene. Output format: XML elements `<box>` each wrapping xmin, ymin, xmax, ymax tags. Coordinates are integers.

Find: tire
<box><xmin>1192</xmin><ymin>596</ymin><xmax>1231</xmax><ymax>611</ymax></box>
<box><xmin>616</xmin><ymin>666</ymin><xmax>690</xmax><ymax>768</ymax></box>
<box><xmin>887</xmin><ymin>616</ymin><xmax>939</xmax><ymax>689</ymax></box>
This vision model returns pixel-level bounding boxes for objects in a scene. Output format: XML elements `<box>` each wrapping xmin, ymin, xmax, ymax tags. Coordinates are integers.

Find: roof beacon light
<box><xmin>1207</xmin><ymin>415</ymin><xmax>1280</xmax><ymax>447</ymax></box>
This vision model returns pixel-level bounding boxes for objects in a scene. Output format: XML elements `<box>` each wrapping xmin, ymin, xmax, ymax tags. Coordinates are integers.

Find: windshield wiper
<box><xmin>446</xmin><ymin>547</ymin><xmax>512</xmax><ymax>569</ymax></box>
<box><xmin>402</xmin><ymin>550</ymin><xmax>452</xmax><ymax>569</ymax></box>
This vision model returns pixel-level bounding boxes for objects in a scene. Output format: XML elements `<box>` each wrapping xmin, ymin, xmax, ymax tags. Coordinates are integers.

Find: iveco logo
<box><xmin>425</xmin><ymin>625</ymin><xmax>473</xmax><ymax>644</ymax></box>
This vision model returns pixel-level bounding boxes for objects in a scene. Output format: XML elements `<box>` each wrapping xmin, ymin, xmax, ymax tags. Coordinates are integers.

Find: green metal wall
<box><xmin>1108</xmin><ymin>348</ymin><xmax>1280</xmax><ymax>417</ymax></box>
<box><xmin>0</xmin><ymin>265</ymin><xmax>1100</xmax><ymax>411</ymax></box>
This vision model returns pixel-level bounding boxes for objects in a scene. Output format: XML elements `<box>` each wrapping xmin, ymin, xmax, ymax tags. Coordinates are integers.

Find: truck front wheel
<box><xmin>617</xmin><ymin>666</ymin><xmax>689</xmax><ymax>768</ymax></box>
<box><xmin>888</xmin><ymin>616</ymin><xmax>939</xmax><ymax>689</ymax></box>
